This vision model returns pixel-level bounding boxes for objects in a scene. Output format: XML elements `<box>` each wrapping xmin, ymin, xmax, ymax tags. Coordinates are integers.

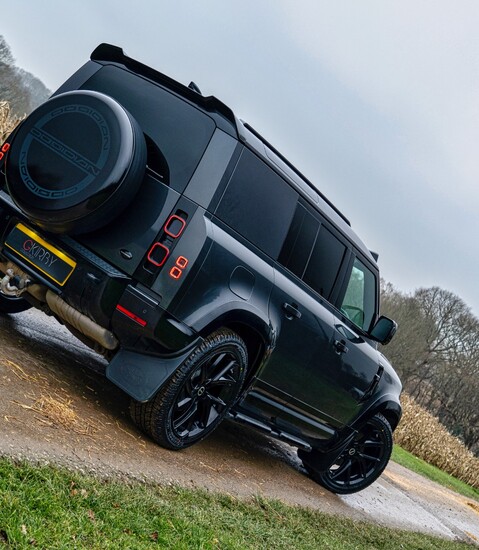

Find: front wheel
<box><xmin>302</xmin><ymin>413</ymin><xmax>393</xmax><ymax>495</ymax></box>
<box><xmin>130</xmin><ymin>329</ymin><xmax>247</xmax><ymax>450</ymax></box>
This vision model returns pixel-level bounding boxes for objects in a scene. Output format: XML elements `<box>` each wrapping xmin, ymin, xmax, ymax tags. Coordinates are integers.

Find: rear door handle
<box><xmin>333</xmin><ymin>339</ymin><xmax>349</xmax><ymax>354</ymax></box>
<box><xmin>282</xmin><ymin>302</ymin><xmax>302</xmax><ymax>320</ymax></box>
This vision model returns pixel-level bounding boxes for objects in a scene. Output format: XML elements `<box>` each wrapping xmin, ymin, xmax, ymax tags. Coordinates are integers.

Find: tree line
<box><xmin>380</xmin><ymin>283</ymin><xmax>479</xmax><ymax>456</ymax></box>
<box><xmin>0</xmin><ymin>35</ymin><xmax>50</xmax><ymax>117</ymax></box>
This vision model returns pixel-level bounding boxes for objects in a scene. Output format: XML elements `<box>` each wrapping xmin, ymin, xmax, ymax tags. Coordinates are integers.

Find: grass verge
<box><xmin>0</xmin><ymin>458</ymin><xmax>471</xmax><ymax>549</ymax></box>
<box><xmin>392</xmin><ymin>445</ymin><xmax>479</xmax><ymax>502</ymax></box>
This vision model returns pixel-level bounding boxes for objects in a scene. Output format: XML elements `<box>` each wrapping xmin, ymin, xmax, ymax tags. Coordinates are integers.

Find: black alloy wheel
<box><xmin>130</xmin><ymin>329</ymin><xmax>247</xmax><ymax>450</ymax></box>
<box><xmin>304</xmin><ymin>413</ymin><xmax>393</xmax><ymax>495</ymax></box>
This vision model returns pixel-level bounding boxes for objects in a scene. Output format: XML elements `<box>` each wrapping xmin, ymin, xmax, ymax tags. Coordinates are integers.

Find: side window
<box><xmin>340</xmin><ymin>258</ymin><xmax>376</xmax><ymax>331</ymax></box>
<box><xmin>215</xmin><ymin>148</ymin><xmax>298</xmax><ymax>258</ymax></box>
<box><xmin>303</xmin><ymin>226</ymin><xmax>346</xmax><ymax>299</ymax></box>
<box><xmin>278</xmin><ymin>202</ymin><xmax>346</xmax><ymax>301</ymax></box>
<box><xmin>278</xmin><ymin>204</ymin><xmax>319</xmax><ymax>277</ymax></box>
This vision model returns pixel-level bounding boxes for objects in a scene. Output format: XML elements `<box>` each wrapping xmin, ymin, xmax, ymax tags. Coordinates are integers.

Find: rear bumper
<box><xmin>0</xmin><ymin>191</ymin><xmax>198</xmax><ymax>357</ymax></box>
<box><xmin>0</xmin><ymin>196</ymin><xmax>131</xmax><ymax>329</ymax></box>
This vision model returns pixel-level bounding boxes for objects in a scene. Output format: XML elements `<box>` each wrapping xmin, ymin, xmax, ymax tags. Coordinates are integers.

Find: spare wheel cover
<box><xmin>5</xmin><ymin>90</ymin><xmax>146</xmax><ymax>234</ymax></box>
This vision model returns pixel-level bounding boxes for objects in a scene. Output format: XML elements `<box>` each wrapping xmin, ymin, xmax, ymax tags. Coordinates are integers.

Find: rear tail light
<box><xmin>115</xmin><ymin>304</ymin><xmax>147</xmax><ymax>327</ymax></box>
<box><xmin>169</xmin><ymin>266</ymin><xmax>182</xmax><ymax>279</ymax></box>
<box><xmin>169</xmin><ymin>256</ymin><xmax>189</xmax><ymax>280</ymax></box>
<box><xmin>164</xmin><ymin>215</ymin><xmax>186</xmax><ymax>238</ymax></box>
<box><xmin>176</xmin><ymin>256</ymin><xmax>188</xmax><ymax>269</ymax></box>
<box><xmin>0</xmin><ymin>142</ymin><xmax>10</xmax><ymax>163</ymax></box>
<box><xmin>144</xmin><ymin>210</ymin><xmax>188</xmax><ymax>272</ymax></box>
<box><xmin>147</xmin><ymin>242</ymin><xmax>170</xmax><ymax>267</ymax></box>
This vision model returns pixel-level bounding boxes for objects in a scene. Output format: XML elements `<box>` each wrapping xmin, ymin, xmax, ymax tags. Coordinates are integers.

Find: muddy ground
<box><xmin>0</xmin><ymin>309</ymin><xmax>478</xmax><ymax>545</ymax></box>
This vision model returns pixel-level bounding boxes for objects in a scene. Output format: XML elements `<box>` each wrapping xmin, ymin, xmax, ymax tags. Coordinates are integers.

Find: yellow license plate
<box><xmin>4</xmin><ymin>223</ymin><xmax>76</xmax><ymax>286</ymax></box>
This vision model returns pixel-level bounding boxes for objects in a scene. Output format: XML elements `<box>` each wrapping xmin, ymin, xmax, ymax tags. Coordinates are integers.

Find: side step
<box><xmin>228</xmin><ymin>411</ymin><xmax>312</xmax><ymax>451</ymax></box>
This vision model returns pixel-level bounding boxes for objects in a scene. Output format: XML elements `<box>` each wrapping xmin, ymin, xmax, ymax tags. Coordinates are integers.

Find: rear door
<box><xmin>249</xmin><ymin>205</ymin><xmax>381</xmax><ymax>436</ymax></box>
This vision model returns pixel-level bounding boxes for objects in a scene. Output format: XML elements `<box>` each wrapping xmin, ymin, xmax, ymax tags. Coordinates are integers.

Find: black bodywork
<box><xmin>0</xmin><ymin>45</ymin><xmax>401</xmax><ymax>484</ymax></box>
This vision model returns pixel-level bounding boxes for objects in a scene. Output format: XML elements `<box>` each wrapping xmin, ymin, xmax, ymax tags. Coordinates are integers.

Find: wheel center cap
<box><xmin>348</xmin><ymin>448</ymin><xmax>356</xmax><ymax>456</ymax></box>
<box><xmin>197</xmin><ymin>386</ymin><xmax>206</xmax><ymax>397</ymax></box>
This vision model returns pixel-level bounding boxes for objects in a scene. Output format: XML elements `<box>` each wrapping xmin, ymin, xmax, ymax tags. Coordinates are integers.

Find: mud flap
<box><xmin>298</xmin><ymin>430</ymin><xmax>357</xmax><ymax>473</ymax></box>
<box><xmin>106</xmin><ymin>337</ymin><xmax>203</xmax><ymax>402</ymax></box>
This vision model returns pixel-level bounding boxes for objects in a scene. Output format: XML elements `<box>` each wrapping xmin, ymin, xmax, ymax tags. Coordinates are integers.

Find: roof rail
<box><xmin>242</xmin><ymin>122</ymin><xmax>350</xmax><ymax>226</ymax></box>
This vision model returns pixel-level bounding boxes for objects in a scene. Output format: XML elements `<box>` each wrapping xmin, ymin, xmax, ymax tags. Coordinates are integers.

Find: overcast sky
<box><xmin>3</xmin><ymin>1</ymin><xmax>479</xmax><ymax>315</ymax></box>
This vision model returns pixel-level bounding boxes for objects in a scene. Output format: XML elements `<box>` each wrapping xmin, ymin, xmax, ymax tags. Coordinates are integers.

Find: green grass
<box><xmin>0</xmin><ymin>458</ymin><xmax>470</xmax><ymax>549</ymax></box>
<box><xmin>392</xmin><ymin>445</ymin><xmax>479</xmax><ymax>502</ymax></box>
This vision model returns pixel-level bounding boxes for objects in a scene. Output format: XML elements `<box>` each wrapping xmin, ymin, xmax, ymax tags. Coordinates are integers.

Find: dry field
<box><xmin>395</xmin><ymin>394</ymin><xmax>479</xmax><ymax>489</ymax></box>
<box><xmin>0</xmin><ymin>100</ymin><xmax>22</xmax><ymax>143</ymax></box>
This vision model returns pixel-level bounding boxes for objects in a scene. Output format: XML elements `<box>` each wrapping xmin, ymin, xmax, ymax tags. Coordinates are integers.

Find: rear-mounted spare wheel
<box><xmin>5</xmin><ymin>90</ymin><xmax>146</xmax><ymax>234</ymax></box>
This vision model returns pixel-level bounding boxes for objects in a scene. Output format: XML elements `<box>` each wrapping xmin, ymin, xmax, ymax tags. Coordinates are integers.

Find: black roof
<box><xmin>91</xmin><ymin>44</ymin><xmax>376</xmax><ymax>265</ymax></box>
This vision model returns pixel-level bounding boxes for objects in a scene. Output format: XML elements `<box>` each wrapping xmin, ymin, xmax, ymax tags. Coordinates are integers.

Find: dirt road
<box><xmin>0</xmin><ymin>309</ymin><xmax>478</xmax><ymax>545</ymax></box>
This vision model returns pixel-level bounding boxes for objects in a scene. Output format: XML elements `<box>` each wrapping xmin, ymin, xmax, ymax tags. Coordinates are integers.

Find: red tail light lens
<box><xmin>147</xmin><ymin>242</ymin><xmax>170</xmax><ymax>267</ymax></box>
<box><xmin>116</xmin><ymin>304</ymin><xmax>147</xmax><ymax>327</ymax></box>
<box><xmin>169</xmin><ymin>266</ymin><xmax>182</xmax><ymax>279</ymax></box>
<box><xmin>176</xmin><ymin>256</ymin><xmax>188</xmax><ymax>269</ymax></box>
<box><xmin>142</xmin><ymin>210</ymin><xmax>189</xmax><ymax>277</ymax></box>
<box><xmin>0</xmin><ymin>142</ymin><xmax>10</xmax><ymax>162</ymax></box>
<box><xmin>164</xmin><ymin>215</ymin><xmax>186</xmax><ymax>238</ymax></box>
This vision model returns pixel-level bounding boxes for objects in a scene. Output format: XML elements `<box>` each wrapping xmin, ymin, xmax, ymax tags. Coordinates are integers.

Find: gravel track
<box><xmin>0</xmin><ymin>309</ymin><xmax>478</xmax><ymax>545</ymax></box>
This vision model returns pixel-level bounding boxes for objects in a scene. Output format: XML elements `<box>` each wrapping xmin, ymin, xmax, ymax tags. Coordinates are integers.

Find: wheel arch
<box><xmin>353</xmin><ymin>396</ymin><xmax>402</xmax><ymax>432</ymax></box>
<box><xmin>196</xmin><ymin>308</ymin><xmax>272</xmax><ymax>387</ymax></box>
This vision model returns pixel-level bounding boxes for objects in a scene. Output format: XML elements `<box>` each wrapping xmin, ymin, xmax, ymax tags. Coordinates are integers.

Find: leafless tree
<box><xmin>380</xmin><ymin>282</ymin><xmax>479</xmax><ymax>454</ymax></box>
<box><xmin>0</xmin><ymin>35</ymin><xmax>50</xmax><ymax>117</ymax></box>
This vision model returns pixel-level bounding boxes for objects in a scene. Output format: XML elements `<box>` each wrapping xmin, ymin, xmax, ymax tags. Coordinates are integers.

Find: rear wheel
<box><xmin>0</xmin><ymin>292</ymin><xmax>31</xmax><ymax>314</ymax></box>
<box><xmin>302</xmin><ymin>413</ymin><xmax>393</xmax><ymax>494</ymax></box>
<box><xmin>130</xmin><ymin>329</ymin><xmax>247</xmax><ymax>450</ymax></box>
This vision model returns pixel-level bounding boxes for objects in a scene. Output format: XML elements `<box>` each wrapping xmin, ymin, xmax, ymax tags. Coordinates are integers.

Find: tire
<box><xmin>0</xmin><ymin>292</ymin><xmax>31</xmax><ymax>314</ymax></box>
<box><xmin>302</xmin><ymin>413</ymin><xmax>393</xmax><ymax>495</ymax></box>
<box><xmin>5</xmin><ymin>90</ymin><xmax>146</xmax><ymax>235</ymax></box>
<box><xmin>130</xmin><ymin>329</ymin><xmax>248</xmax><ymax>450</ymax></box>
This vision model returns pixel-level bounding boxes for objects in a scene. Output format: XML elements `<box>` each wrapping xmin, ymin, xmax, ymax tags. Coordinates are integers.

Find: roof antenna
<box><xmin>188</xmin><ymin>81</ymin><xmax>202</xmax><ymax>95</ymax></box>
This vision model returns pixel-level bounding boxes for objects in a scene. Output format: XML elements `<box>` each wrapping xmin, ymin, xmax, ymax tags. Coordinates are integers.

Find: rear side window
<box><xmin>303</xmin><ymin>226</ymin><xmax>346</xmax><ymax>298</ymax></box>
<box><xmin>279</xmin><ymin>202</ymin><xmax>347</xmax><ymax>300</ymax></box>
<box><xmin>82</xmin><ymin>66</ymin><xmax>216</xmax><ymax>193</ymax></box>
<box><xmin>215</xmin><ymin>148</ymin><xmax>298</xmax><ymax>258</ymax></box>
<box><xmin>340</xmin><ymin>258</ymin><xmax>376</xmax><ymax>331</ymax></box>
<box><xmin>278</xmin><ymin>204</ymin><xmax>319</xmax><ymax>277</ymax></box>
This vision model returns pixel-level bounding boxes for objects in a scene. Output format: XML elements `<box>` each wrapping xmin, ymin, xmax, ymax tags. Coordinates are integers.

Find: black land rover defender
<box><xmin>0</xmin><ymin>44</ymin><xmax>401</xmax><ymax>494</ymax></box>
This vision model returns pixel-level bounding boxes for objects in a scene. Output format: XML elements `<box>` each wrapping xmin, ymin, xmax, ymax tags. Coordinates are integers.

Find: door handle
<box><xmin>333</xmin><ymin>339</ymin><xmax>349</xmax><ymax>354</ymax></box>
<box><xmin>282</xmin><ymin>302</ymin><xmax>302</xmax><ymax>320</ymax></box>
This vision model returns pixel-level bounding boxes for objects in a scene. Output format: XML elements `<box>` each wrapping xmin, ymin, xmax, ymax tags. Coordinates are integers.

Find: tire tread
<box><xmin>130</xmin><ymin>329</ymin><xmax>247</xmax><ymax>450</ymax></box>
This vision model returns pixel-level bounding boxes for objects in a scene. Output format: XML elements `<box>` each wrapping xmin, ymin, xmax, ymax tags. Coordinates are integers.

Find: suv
<box><xmin>0</xmin><ymin>44</ymin><xmax>401</xmax><ymax>494</ymax></box>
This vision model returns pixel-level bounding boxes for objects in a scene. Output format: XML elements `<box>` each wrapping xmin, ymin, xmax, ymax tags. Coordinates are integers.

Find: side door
<box><xmin>248</xmin><ymin>205</ymin><xmax>382</xmax><ymax>437</ymax></box>
<box><xmin>258</xmin><ymin>270</ymin><xmax>360</xmax><ymax>431</ymax></box>
<box><xmin>330</xmin><ymin>256</ymin><xmax>384</xmax><ymax>406</ymax></box>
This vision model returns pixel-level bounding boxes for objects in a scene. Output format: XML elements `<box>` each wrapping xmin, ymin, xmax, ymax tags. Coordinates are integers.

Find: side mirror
<box><xmin>370</xmin><ymin>316</ymin><xmax>397</xmax><ymax>345</ymax></box>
